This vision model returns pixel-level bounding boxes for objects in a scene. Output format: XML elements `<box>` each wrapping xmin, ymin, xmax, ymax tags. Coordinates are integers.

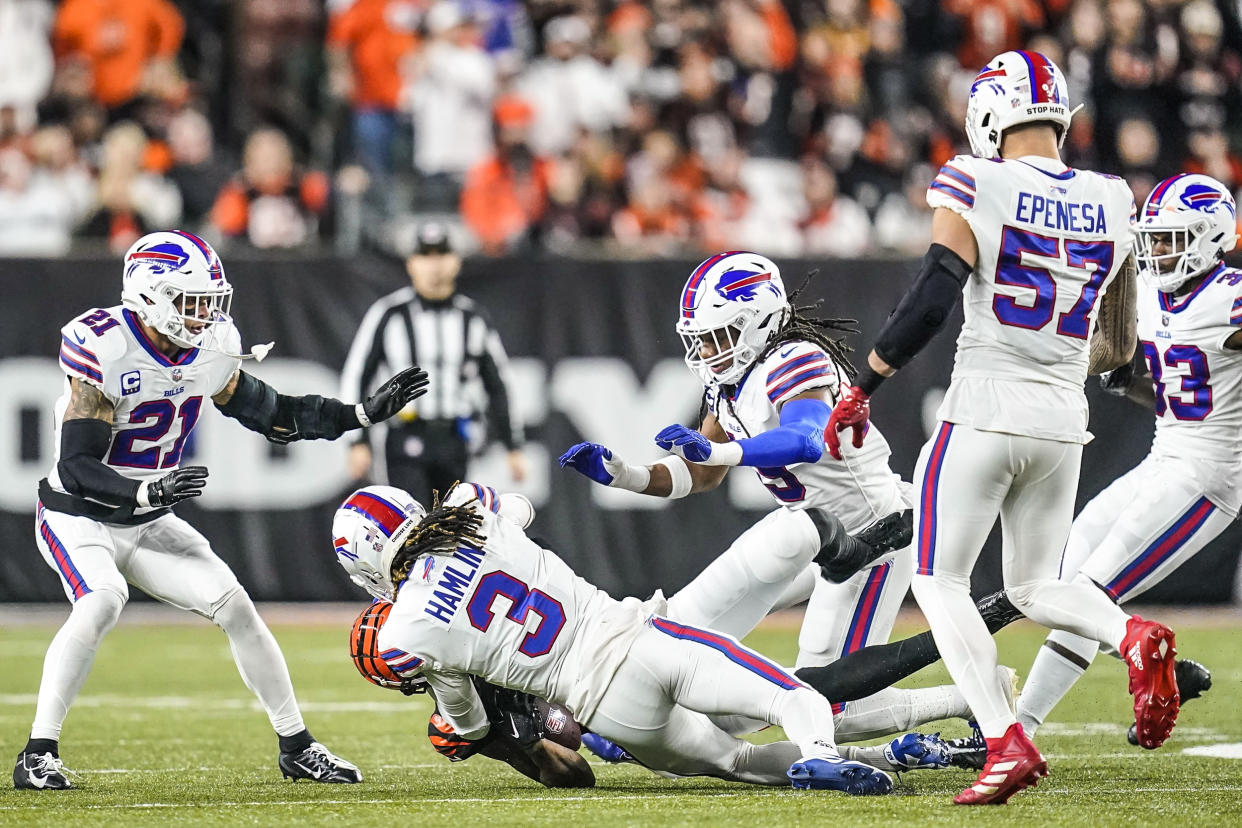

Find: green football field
<box><xmin>0</xmin><ymin>606</ymin><xmax>1238</xmax><ymax>827</ymax></box>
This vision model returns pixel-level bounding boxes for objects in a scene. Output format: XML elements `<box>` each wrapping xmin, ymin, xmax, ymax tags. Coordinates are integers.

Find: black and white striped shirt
<box><xmin>341</xmin><ymin>286</ymin><xmax>523</xmax><ymax>449</ymax></box>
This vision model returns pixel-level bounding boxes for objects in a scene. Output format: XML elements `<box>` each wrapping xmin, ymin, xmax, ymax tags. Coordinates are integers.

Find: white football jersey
<box><xmin>376</xmin><ymin>483</ymin><xmax>650</xmax><ymax>724</ymax></box>
<box><xmin>927</xmin><ymin>154</ymin><xmax>1136</xmax><ymax>442</ymax></box>
<box><xmin>1140</xmin><ymin>265</ymin><xmax>1242</xmax><ymax>473</ymax></box>
<box><xmin>706</xmin><ymin>340</ymin><xmax>909</xmax><ymax>531</ymax></box>
<box><xmin>49</xmin><ymin>305</ymin><xmax>241</xmax><ymax>515</ymax></box>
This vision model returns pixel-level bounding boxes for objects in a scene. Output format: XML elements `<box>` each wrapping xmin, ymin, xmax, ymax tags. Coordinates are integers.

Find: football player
<box><xmin>331</xmin><ymin>482</ymin><xmax>895</xmax><ymax>794</ymax></box>
<box><xmin>559</xmin><ymin>251</ymin><xmax>995</xmax><ymax>746</ymax></box>
<box><xmin>16</xmin><ymin>231</ymin><xmax>429</xmax><ymax>790</ymax></box>
<box><xmin>1016</xmin><ymin>173</ymin><xmax>1237</xmax><ymax>741</ymax></box>
<box><xmin>350</xmin><ymin>598</ymin><xmax>595</xmax><ymax>789</ymax></box>
<box><xmin>824</xmin><ymin>51</ymin><xmax>1180</xmax><ymax>804</ymax></box>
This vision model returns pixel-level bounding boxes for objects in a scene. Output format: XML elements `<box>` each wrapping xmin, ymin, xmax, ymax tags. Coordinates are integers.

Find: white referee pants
<box><xmin>909</xmin><ymin>423</ymin><xmax>1131</xmax><ymax>739</ymax></box>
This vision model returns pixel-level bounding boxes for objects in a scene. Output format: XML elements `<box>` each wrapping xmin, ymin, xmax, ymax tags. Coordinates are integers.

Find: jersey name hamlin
<box><xmin>1015</xmin><ymin>191</ymin><xmax>1108</xmax><ymax>234</ymax></box>
<box><xmin>425</xmin><ymin>546</ymin><xmax>488</xmax><ymax>624</ymax></box>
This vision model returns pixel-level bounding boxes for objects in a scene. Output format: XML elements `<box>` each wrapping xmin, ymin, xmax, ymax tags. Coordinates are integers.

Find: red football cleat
<box><xmin>953</xmin><ymin>723</ymin><xmax>1048</xmax><ymax>806</ymax></box>
<box><xmin>1122</xmin><ymin>616</ymin><xmax>1180</xmax><ymax>749</ymax></box>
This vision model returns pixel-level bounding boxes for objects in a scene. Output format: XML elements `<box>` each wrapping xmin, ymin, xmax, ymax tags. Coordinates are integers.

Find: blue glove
<box><xmin>558</xmin><ymin>442</ymin><xmax>620</xmax><ymax>486</ymax></box>
<box><xmin>653</xmin><ymin>424</ymin><xmax>714</xmax><ymax>463</ymax></box>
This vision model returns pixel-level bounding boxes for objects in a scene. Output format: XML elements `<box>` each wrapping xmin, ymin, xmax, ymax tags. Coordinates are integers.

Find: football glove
<box><xmin>1099</xmin><ymin>361</ymin><xmax>1134</xmax><ymax>396</ymax></box>
<box><xmin>145</xmin><ymin>466</ymin><xmax>208</xmax><ymax>507</ymax></box>
<box><xmin>825</xmin><ymin>386</ymin><xmax>870</xmax><ymax>460</ymax></box>
<box><xmin>359</xmin><ymin>366</ymin><xmax>430</xmax><ymax>426</ymax></box>
<box><xmin>558</xmin><ymin>442</ymin><xmax>649</xmax><ymax>491</ymax></box>
<box><xmin>653</xmin><ymin>424</ymin><xmax>714</xmax><ymax>463</ymax></box>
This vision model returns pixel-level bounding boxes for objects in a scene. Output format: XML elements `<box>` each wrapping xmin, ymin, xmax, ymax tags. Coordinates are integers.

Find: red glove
<box><xmin>825</xmin><ymin>386</ymin><xmax>871</xmax><ymax>460</ymax></box>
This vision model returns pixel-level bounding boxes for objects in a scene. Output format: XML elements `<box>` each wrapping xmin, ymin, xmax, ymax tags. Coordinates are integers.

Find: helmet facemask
<box><xmin>1135</xmin><ymin>222</ymin><xmax>1211</xmax><ymax>293</ymax></box>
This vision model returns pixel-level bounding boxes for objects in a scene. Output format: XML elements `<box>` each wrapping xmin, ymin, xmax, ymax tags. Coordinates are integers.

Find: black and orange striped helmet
<box><xmin>349</xmin><ymin>600</ymin><xmax>428</xmax><ymax>695</ymax></box>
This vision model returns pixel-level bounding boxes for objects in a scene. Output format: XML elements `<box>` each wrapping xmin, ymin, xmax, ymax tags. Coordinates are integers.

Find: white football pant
<box><xmin>30</xmin><ymin>504</ymin><xmax>305</xmax><ymax>741</ymax></box>
<box><xmin>1017</xmin><ymin>453</ymin><xmax>1235</xmax><ymax>734</ymax></box>
<box><xmin>585</xmin><ymin>618</ymin><xmax>835</xmax><ymax>784</ymax></box>
<box><xmin>909</xmin><ymin>423</ymin><xmax>1131</xmax><ymax>739</ymax></box>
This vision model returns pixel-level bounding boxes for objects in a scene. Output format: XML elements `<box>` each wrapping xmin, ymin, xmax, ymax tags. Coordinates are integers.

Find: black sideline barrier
<box><xmin>0</xmin><ymin>255</ymin><xmax>1237</xmax><ymax>603</ymax></box>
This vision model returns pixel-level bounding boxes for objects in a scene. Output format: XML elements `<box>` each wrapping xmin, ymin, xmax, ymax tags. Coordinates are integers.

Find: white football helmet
<box><xmin>1135</xmin><ymin>173</ymin><xmax>1239</xmax><ymax>292</ymax></box>
<box><xmin>121</xmin><ymin>230</ymin><xmax>234</xmax><ymax>350</ymax></box>
<box><xmin>965</xmin><ymin>50</ymin><xmax>1076</xmax><ymax>160</ymax></box>
<box><xmin>332</xmin><ymin>486</ymin><xmax>426</xmax><ymax>600</ymax></box>
<box><xmin>676</xmin><ymin>251</ymin><xmax>789</xmax><ymax>386</ymax></box>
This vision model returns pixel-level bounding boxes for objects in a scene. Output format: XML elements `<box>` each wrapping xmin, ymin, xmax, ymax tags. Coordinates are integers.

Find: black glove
<box><xmin>146</xmin><ymin>466</ymin><xmax>208</xmax><ymax>507</ymax></box>
<box><xmin>362</xmin><ymin>366</ymin><xmax>430</xmax><ymax>425</ymax></box>
<box><xmin>1099</xmin><ymin>361</ymin><xmax>1135</xmax><ymax>396</ymax></box>
<box><xmin>487</xmin><ymin>686</ymin><xmax>544</xmax><ymax>749</ymax></box>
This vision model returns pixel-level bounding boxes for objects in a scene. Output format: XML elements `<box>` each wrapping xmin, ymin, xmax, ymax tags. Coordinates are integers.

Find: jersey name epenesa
<box><xmin>706</xmin><ymin>340</ymin><xmax>907</xmax><ymax>530</ymax></box>
<box><xmin>49</xmin><ymin>305</ymin><xmax>241</xmax><ymax>515</ymax></box>
<box><xmin>376</xmin><ymin>484</ymin><xmax>647</xmax><ymax>722</ymax></box>
<box><xmin>927</xmin><ymin>154</ymin><xmax>1136</xmax><ymax>442</ymax></box>
<box><xmin>1139</xmin><ymin>264</ymin><xmax>1242</xmax><ymax>465</ymax></box>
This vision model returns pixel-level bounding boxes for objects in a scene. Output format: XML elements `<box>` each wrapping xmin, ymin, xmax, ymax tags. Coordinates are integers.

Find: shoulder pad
<box><xmin>762</xmin><ymin>342</ymin><xmax>841</xmax><ymax>406</ymax></box>
<box><xmin>59</xmin><ymin>307</ymin><xmax>128</xmax><ymax>392</ymax></box>
<box><xmin>443</xmin><ymin>482</ymin><xmax>502</xmax><ymax>514</ymax></box>
<box><xmin>927</xmin><ymin>155</ymin><xmax>977</xmax><ymax>213</ymax></box>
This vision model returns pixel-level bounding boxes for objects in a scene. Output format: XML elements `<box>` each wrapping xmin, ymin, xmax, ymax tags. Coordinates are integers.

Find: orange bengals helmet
<box><xmin>349</xmin><ymin>600</ymin><xmax>428</xmax><ymax>695</ymax></box>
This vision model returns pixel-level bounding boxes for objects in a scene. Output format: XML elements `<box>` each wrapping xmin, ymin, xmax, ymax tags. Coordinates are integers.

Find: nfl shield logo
<box><xmin>1161</xmin><ymin>315</ymin><xmax>1169</xmax><ymax>327</ymax></box>
<box><xmin>171</xmin><ymin>367</ymin><xmax>183</xmax><ymax>381</ymax></box>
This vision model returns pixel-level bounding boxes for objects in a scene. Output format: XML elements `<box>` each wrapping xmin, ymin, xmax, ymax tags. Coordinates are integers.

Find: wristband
<box><xmin>854</xmin><ymin>366</ymin><xmax>886</xmax><ymax>396</ymax></box>
<box><xmin>135</xmin><ymin>480</ymin><xmax>152</xmax><ymax>509</ymax></box>
<box><xmin>655</xmin><ymin>456</ymin><xmax>693</xmax><ymax>498</ymax></box>
<box><xmin>354</xmin><ymin>402</ymin><xmax>372</xmax><ymax>428</ymax></box>
<box><xmin>610</xmin><ymin>461</ymin><xmax>652</xmax><ymax>493</ymax></box>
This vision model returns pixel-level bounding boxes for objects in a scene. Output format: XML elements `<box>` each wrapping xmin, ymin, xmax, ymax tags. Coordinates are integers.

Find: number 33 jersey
<box><xmin>377</xmin><ymin>483</ymin><xmax>652</xmax><ymax>724</ymax></box>
<box><xmin>1139</xmin><ymin>265</ymin><xmax>1242</xmax><ymax>478</ymax></box>
<box><xmin>927</xmin><ymin>154</ymin><xmax>1136</xmax><ymax>443</ymax></box>
<box><xmin>48</xmin><ymin>305</ymin><xmax>242</xmax><ymax>516</ymax></box>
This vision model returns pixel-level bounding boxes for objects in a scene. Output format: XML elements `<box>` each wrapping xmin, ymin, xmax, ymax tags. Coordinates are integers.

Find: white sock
<box><xmin>911</xmin><ymin>573</ymin><xmax>1015</xmax><ymax>739</ymax></box>
<box><xmin>30</xmin><ymin>589</ymin><xmax>126</xmax><ymax>741</ymax></box>
<box><xmin>833</xmin><ymin>685</ymin><xmax>971</xmax><ymax>742</ymax></box>
<box><xmin>1016</xmin><ymin>631</ymin><xmax>1098</xmax><ymax>737</ymax></box>
<box><xmin>212</xmin><ymin>590</ymin><xmax>305</xmax><ymax>737</ymax></box>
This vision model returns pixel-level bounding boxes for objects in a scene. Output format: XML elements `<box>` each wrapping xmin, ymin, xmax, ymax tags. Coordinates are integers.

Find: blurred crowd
<box><xmin>1</xmin><ymin>0</ymin><xmax>1241</xmax><ymax>259</ymax></box>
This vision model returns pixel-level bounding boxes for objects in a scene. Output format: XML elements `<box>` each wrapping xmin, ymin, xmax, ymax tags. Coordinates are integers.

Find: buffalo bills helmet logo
<box><xmin>125</xmin><ymin>242</ymin><xmax>190</xmax><ymax>277</ymax></box>
<box><xmin>1179</xmin><ymin>183</ymin><xmax>1235</xmax><ymax>217</ymax></box>
<box><xmin>714</xmin><ymin>269</ymin><xmax>779</xmax><ymax>303</ymax></box>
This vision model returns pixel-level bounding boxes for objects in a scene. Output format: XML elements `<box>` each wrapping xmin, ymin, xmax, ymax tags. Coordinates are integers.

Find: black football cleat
<box><xmin>1126</xmin><ymin>659</ymin><xmax>1210</xmax><ymax>746</ymax></box>
<box><xmin>13</xmin><ymin>751</ymin><xmax>74</xmax><ymax>790</ymax></box>
<box><xmin>817</xmin><ymin>509</ymin><xmax>912</xmax><ymax>583</ymax></box>
<box><xmin>279</xmin><ymin>742</ymin><xmax>362</xmax><ymax>783</ymax></box>
<box><xmin>943</xmin><ymin>722</ymin><xmax>987</xmax><ymax>771</ymax></box>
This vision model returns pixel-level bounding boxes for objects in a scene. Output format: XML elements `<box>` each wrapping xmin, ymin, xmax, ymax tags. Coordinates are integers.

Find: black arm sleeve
<box><xmin>218</xmin><ymin>370</ymin><xmax>361</xmax><ymax>444</ymax></box>
<box><xmin>872</xmin><ymin>243</ymin><xmax>972</xmax><ymax>370</ymax></box>
<box><xmin>57</xmin><ymin>418</ymin><xmax>139</xmax><ymax>507</ymax></box>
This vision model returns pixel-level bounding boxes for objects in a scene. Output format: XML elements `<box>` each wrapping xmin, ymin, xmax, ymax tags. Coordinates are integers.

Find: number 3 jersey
<box><xmin>46</xmin><ymin>305</ymin><xmax>242</xmax><ymax>520</ymax></box>
<box><xmin>705</xmin><ymin>340</ymin><xmax>909</xmax><ymax>531</ymax></box>
<box><xmin>1138</xmin><ymin>265</ymin><xmax>1242</xmax><ymax>511</ymax></box>
<box><xmin>376</xmin><ymin>483</ymin><xmax>653</xmax><ymax>727</ymax></box>
<box><xmin>927</xmin><ymin>154</ymin><xmax>1137</xmax><ymax>443</ymax></box>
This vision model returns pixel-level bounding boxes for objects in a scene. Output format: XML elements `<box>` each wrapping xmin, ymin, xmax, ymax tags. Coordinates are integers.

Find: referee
<box><xmin>341</xmin><ymin>222</ymin><xmax>526</xmax><ymax>504</ymax></box>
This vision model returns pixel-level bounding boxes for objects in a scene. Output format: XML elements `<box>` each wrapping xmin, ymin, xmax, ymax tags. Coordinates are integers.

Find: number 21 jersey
<box><xmin>48</xmin><ymin>305</ymin><xmax>241</xmax><ymax>518</ymax></box>
<box><xmin>927</xmin><ymin>154</ymin><xmax>1136</xmax><ymax>443</ymax></box>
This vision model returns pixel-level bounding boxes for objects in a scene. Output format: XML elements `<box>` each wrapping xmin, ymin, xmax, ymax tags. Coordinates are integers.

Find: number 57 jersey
<box><xmin>377</xmin><ymin>484</ymin><xmax>650</xmax><ymax>723</ymax></box>
<box><xmin>928</xmin><ymin>154</ymin><xmax>1136</xmax><ymax>443</ymax></box>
